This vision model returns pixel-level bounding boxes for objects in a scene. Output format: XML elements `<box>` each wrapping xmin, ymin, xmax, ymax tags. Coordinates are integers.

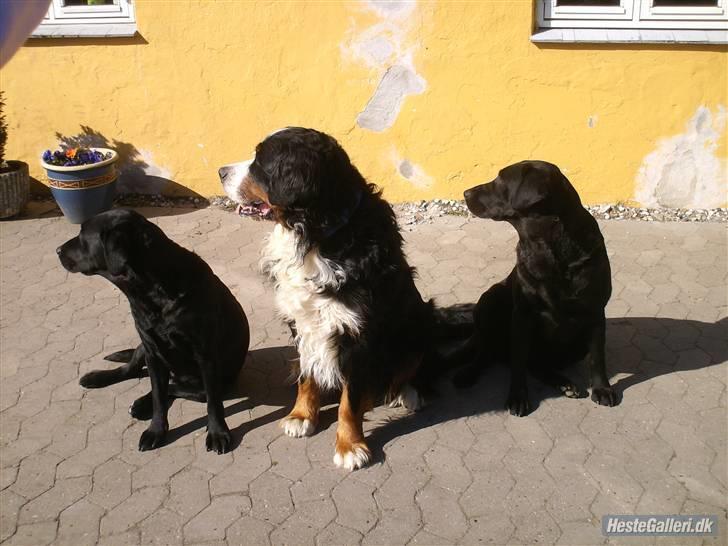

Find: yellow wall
<box><xmin>1</xmin><ymin>0</ymin><xmax>726</xmax><ymax>206</ymax></box>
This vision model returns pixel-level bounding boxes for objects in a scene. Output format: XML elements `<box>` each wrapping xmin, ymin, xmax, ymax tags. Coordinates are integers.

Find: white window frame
<box><xmin>31</xmin><ymin>0</ymin><xmax>136</xmax><ymax>38</ymax></box>
<box><xmin>534</xmin><ymin>0</ymin><xmax>728</xmax><ymax>43</ymax></box>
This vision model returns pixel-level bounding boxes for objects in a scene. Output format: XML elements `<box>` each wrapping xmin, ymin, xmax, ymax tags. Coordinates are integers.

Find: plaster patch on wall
<box><xmin>342</xmin><ymin>0</ymin><xmax>426</xmax><ymax>132</ymax></box>
<box><xmin>357</xmin><ymin>63</ymin><xmax>426</xmax><ymax>132</ymax></box>
<box><xmin>392</xmin><ymin>150</ymin><xmax>433</xmax><ymax>189</ymax></box>
<box><xmin>635</xmin><ymin>106</ymin><xmax>727</xmax><ymax>209</ymax></box>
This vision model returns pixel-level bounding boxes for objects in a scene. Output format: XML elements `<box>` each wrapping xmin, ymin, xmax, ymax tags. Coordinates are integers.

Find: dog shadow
<box><xmin>160</xmin><ymin>316</ymin><xmax>725</xmax><ymax>457</ymax></box>
<box><xmin>365</xmin><ymin>316</ymin><xmax>727</xmax><ymax>463</ymax></box>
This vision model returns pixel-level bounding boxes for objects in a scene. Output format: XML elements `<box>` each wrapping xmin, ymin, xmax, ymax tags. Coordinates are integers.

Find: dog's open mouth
<box><xmin>236</xmin><ymin>201</ymin><xmax>272</xmax><ymax>220</ymax></box>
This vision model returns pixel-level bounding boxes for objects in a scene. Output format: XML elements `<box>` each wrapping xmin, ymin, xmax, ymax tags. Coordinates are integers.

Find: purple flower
<box><xmin>42</xmin><ymin>147</ymin><xmax>114</xmax><ymax>167</ymax></box>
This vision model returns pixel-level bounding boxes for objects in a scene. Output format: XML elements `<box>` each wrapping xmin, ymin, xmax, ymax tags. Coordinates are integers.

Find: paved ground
<box><xmin>0</xmin><ymin>204</ymin><xmax>726</xmax><ymax>546</ymax></box>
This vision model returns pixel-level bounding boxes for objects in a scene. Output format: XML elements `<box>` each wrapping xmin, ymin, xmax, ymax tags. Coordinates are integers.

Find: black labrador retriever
<box><xmin>457</xmin><ymin>160</ymin><xmax>618</xmax><ymax>416</ymax></box>
<box><xmin>57</xmin><ymin>209</ymin><xmax>250</xmax><ymax>453</ymax></box>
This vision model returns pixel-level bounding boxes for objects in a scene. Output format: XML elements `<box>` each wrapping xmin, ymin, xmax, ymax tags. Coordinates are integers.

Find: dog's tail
<box><xmin>412</xmin><ymin>303</ymin><xmax>479</xmax><ymax>395</ymax></box>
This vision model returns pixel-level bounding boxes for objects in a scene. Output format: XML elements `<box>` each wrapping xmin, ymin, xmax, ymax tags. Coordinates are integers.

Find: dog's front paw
<box><xmin>506</xmin><ymin>388</ymin><xmax>532</xmax><ymax>417</ymax></box>
<box><xmin>591</xmin><ymin>386</ymin><xmax>618</xmax><ymax>407</ymax></box>
<box><xmin>138</xmin><ymin>426</ymin><xmax>167</xmax><ymax>451</ymax></box>
<box><xmin>280</xmin><ymin>415</ymin><xmax>316</xmax><ymax>438</ymax></box>
<box><xmin>206</xmin><ymin>428</ymin><xmax>232</xmax><ymax>454</ymax></box>
<box><xmin>560</xmin><ymin>383</ymin><xmax>589</xmax><ymax>399</ymax></box>
<box><xmin>333</xmin><ymin>441</ymin><xmax>371</xmax><ymax>471</ymax></box>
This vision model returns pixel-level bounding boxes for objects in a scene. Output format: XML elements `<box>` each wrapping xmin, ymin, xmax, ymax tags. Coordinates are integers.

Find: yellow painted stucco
<box><xmin>1</xmin><ymin>0</ymin><xmax>726</xmax><ymax>206</ymax></box>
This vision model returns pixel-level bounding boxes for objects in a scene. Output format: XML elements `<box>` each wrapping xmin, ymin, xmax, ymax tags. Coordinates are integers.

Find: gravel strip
<box><xmin>28</xmin><ymin>195</ymin><xmax>727</xmax><ymax>224</ymax></box>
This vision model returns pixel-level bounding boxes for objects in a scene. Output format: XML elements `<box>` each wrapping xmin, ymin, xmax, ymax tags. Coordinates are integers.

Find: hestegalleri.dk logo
<box><xmin>602</xmin><ymin>515</ymin><xmax>718</xmax><ymax>536</ymax></box>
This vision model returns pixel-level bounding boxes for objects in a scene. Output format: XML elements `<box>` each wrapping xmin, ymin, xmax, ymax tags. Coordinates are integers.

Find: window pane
<box><xmin>652</xmin><ymin>0</ymin><xmax>717</xmax><ymax>5</ymax></box>
<box><xmin>556</xmin><ymin>0</ymin><xmax>621</xmax><ymax>5</ymax></box>
<box><xmin>63</xmin><ymin>0</ymin><xmax>116</xmax><ymax>5</ymax></box>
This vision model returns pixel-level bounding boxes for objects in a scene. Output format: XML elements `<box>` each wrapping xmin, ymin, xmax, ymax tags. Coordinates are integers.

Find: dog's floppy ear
<box><xmin>102</xmin><ymin>230</ymin><xmax>132</xmax><ymax>277</ymax></box>
<box><xmin>511</xmin><ymin>163</ymin><xmax>548</xmax><ymax>212</ymax></box>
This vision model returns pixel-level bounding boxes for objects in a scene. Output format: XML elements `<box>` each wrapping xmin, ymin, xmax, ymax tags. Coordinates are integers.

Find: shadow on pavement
<box><xmin>366</xmin><ymin>316</ymin><xmax>728</xmax><ymax>463</ymax></box>
<box><xmin>121</xmin><ymin>316</ymin><xmax>727</xmax><ymax>454</ymax></box>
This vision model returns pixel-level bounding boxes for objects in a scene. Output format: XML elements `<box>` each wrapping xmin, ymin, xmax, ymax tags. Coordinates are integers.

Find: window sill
<box><xmin>31</xmin><ymin>23</ymin><xmax>137</xmax><ymax>38</ymax></box>
<box><xmin>531</xmin><ymin>28</ymin><xmax>728</xmax><ymax>44</ymax></box>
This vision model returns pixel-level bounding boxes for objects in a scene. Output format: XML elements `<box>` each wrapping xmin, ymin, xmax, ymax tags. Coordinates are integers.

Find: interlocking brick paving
<box><xmin>1</xmin><ymin>205</ymin><xmax>726</xmax><ymax>545</ymax></box>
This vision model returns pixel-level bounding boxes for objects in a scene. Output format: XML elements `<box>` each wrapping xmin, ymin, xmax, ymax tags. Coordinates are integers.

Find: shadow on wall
<box><xmin>55</xmin><ymin>126</ymin><xmax>204</xmax><ymax>199</ymax></box>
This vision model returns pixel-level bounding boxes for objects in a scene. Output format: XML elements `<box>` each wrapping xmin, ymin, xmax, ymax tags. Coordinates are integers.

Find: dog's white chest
<box><xmin>261</xmin><ymin>225</ymin><xmax>361</xmax><ymax>390</ymax></box>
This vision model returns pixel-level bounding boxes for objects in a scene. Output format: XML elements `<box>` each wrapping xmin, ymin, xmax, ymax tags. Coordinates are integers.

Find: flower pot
<box><xmin>41</xmin><ymin>147</ymin><xmax>118</xmax><ymax>224</ymax></box>
<box><xmin>0</xmin><ymin>160</ymin><xmax>30</xmax><ymax>218</ymax></box>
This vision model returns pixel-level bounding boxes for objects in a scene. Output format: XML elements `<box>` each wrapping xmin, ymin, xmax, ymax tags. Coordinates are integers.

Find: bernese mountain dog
<box><xmin>219</xmin><ymin>127</ymin><xmax>443</xmax><ymax>470</ymax></box>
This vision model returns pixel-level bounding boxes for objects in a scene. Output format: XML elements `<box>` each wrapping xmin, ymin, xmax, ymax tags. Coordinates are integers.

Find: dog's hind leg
<box><xmin>129</xmin><ymin>382</ymin><xmax>206</xmax><ymax>421</ymax></box>
<box><xmin>80</xmin><ymin>344</ymin><xmax>147</xmax><ymax>389</ymax></box>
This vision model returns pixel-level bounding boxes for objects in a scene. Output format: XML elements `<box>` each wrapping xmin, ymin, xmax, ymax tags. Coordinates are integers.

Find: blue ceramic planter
<box><xmin>41</xmin><ymin>148</ymin><xmax>118</xmax><ymax>224</ymax></box>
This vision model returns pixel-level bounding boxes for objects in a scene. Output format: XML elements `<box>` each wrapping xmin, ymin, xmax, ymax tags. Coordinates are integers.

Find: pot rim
<box><xmin>40</xmin><ymin>147</ymin><xmax>118</xmax><ymax>172</ymax></box>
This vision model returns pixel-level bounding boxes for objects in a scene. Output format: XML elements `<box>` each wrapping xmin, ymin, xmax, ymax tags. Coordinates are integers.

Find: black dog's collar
<box><xmin>323</xmin><ymin>189</ymin><xmax>363</xmax><ymax>238</ymax></box>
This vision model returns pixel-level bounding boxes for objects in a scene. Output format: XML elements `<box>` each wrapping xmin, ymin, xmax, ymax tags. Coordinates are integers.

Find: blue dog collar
<box><xmin>323</xmin><ymin>189</ymin><xmax>363</xmax><ymax>238</ymax></box>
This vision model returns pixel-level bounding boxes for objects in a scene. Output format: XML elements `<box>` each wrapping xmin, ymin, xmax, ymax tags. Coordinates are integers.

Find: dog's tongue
<box><xmin>236</xmin><ymin>203</ymin><xmax>271</xmax><ymax>218</ymax></box>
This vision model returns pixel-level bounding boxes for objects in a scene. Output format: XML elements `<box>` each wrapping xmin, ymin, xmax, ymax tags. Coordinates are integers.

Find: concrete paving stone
<box><xmin>547</xmin><ymin>472</ymin><xmax>599</xmax><ymax>522</ymax></box>
<box><xmin>668</xmin><ymin>457</ymin><xmax>726</xmax><ymax>508</ymax></box>
<box><xmin>459</xmin><ymin>513</ymin><xmax>515</xmax><ymax>545</ymax></box>
<box><xmin>9</xmin><ymin>451</ymin><xmax>62</xmax><ymax>500</ymax></box>
<box><xmin>164</xmin><ymin>467</ymin><xmax>211</xmax><ymax>522</ymax></box>
<box><xmin>17</xmin><ymin>476</ymin><xmax>91</xmax><ymax>525</ymax></box>
<box><xmin>0</xmin><ymin>465</ymin><xmax>19</xmax><ymax>491</ymax></box>
<box><xmin>56</xmin><ymin>499</ymin><xmax>104</xmax><ymax>546</ymax></box>
<box><xmin>511</xmin><ymin>508</ymin><xmax>562</xmax><ymax>545</ymax></box>
<box><xmin>2</xmin><ymin>521</ymin><xmax>57</xmax><ymax>546</ymax></box>
<box><xmin>459</xmin><ymin>463</ymin><xmax>515</xmax><ymax>518</ymax></box>
<box><xmin>556</xmin><ymin>520</ymin><xmax>605</xmax><ymax>545</ymax></box>
<box><xmin>226</xmin><ymin>515</ymin><xmax>273</xmax><ymax>546</ymax></box>
<box><xmin>96</xmin><ymin>529</ymin><xmax>141</xmax><ymax>546</ymax></box>
<box><xmin>0</xmin><ymin>489</ymin><xmax>25</xmax><ymax>542</ymax></box>
<box><xmin>317</xmin><ymin>522</ymin><xmax>363</xmax><ymax>546</ymax></box>
<box><xmin>269</xmin><ymin>434</ymin><xmax>313</xmax><ymax>482</ymax></box>
<box><xmin>374</xmin><ymin>467</ymin><xmax>429</xmax><ymax>512</ymax></box>
<box><xmin>131</xmin><ymin>447</ymin><xmax>194</xmax><ymax>490</ymax></box>
<box><xmin>138</xmin><ymin>508</ymin><xmax>185</xmax><ymax>545</ymax></box>
<box><xmin>89</xmin><ymin>458</ymin><xmax>134</xmax><ymax>510</ymax></box>
<box><xmin>249</xmin><ymin>471</ymin><xmax>294</xmax><ymax>525</ymax></box>
<box><xmin>182</xmin><ymin>494</ymin><xmax>251</xmax><ymax>543</ymax></box>
<box><xmin>55</xmin><ymin>438</ymin><xmax>122</xmax><ymax>479</ymax></box>
<box><xmin>362</xmin><ymin>507</ymin><xmax>421</xmax><ymax>546</ymax></box>
<box><xmin>584</xmin><ymin>453</ymin><xmax>643</xmax><ymax>511</ymax></box>
<box><xmin>288</xmin><ymin>497</ymin><xmax>337</xmax><ymax>530</ymax></box>
<box><xmin>423</xmin><ymin>444</ymin><xmax>472</xmax><ymax>494</ymax></box>
<box><xmin>99</xmin><ymin>486</ymin><xmax>168</xmax><ymax>536</ymax></box>
<box><xmin>332</xmin><ymin>476</ymin><xmax>378</xmax><ymax>534</ymax></box>
<box><xmin>417</xmin><ymin>482</ymin><xmax>468</xmax><ymax>541</ymax></box>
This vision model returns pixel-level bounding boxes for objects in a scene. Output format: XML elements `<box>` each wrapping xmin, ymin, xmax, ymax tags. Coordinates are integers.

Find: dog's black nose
<box><xmin>56</xmin><ymin>247</ymin><xmax>62</xmax><ymax>256</ymax></box>
<box><xmin>463</xmin><ymin>189</ymin><xmax>473</xmax><ymax>200</ymax></box>
<box><xmin>218</xmin><ymin>167</ymin><xmax>228</xmax><ymax>180</ymax></box>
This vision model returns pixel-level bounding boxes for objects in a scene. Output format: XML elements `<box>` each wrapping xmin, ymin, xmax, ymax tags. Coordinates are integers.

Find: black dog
<box><xmin>57</xmin><ymin>209</ymin><xmax>250</xmax><ymax>453</ymax></box>
<box><xmin>219</xmin><ymin>128</ymin><xmax>461</xmax><ymax>470</ymax></box>
<box><xmin>458</xmin><ymin>160</ymin><xmax>618</xmax><ymax>416</ymax></box>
